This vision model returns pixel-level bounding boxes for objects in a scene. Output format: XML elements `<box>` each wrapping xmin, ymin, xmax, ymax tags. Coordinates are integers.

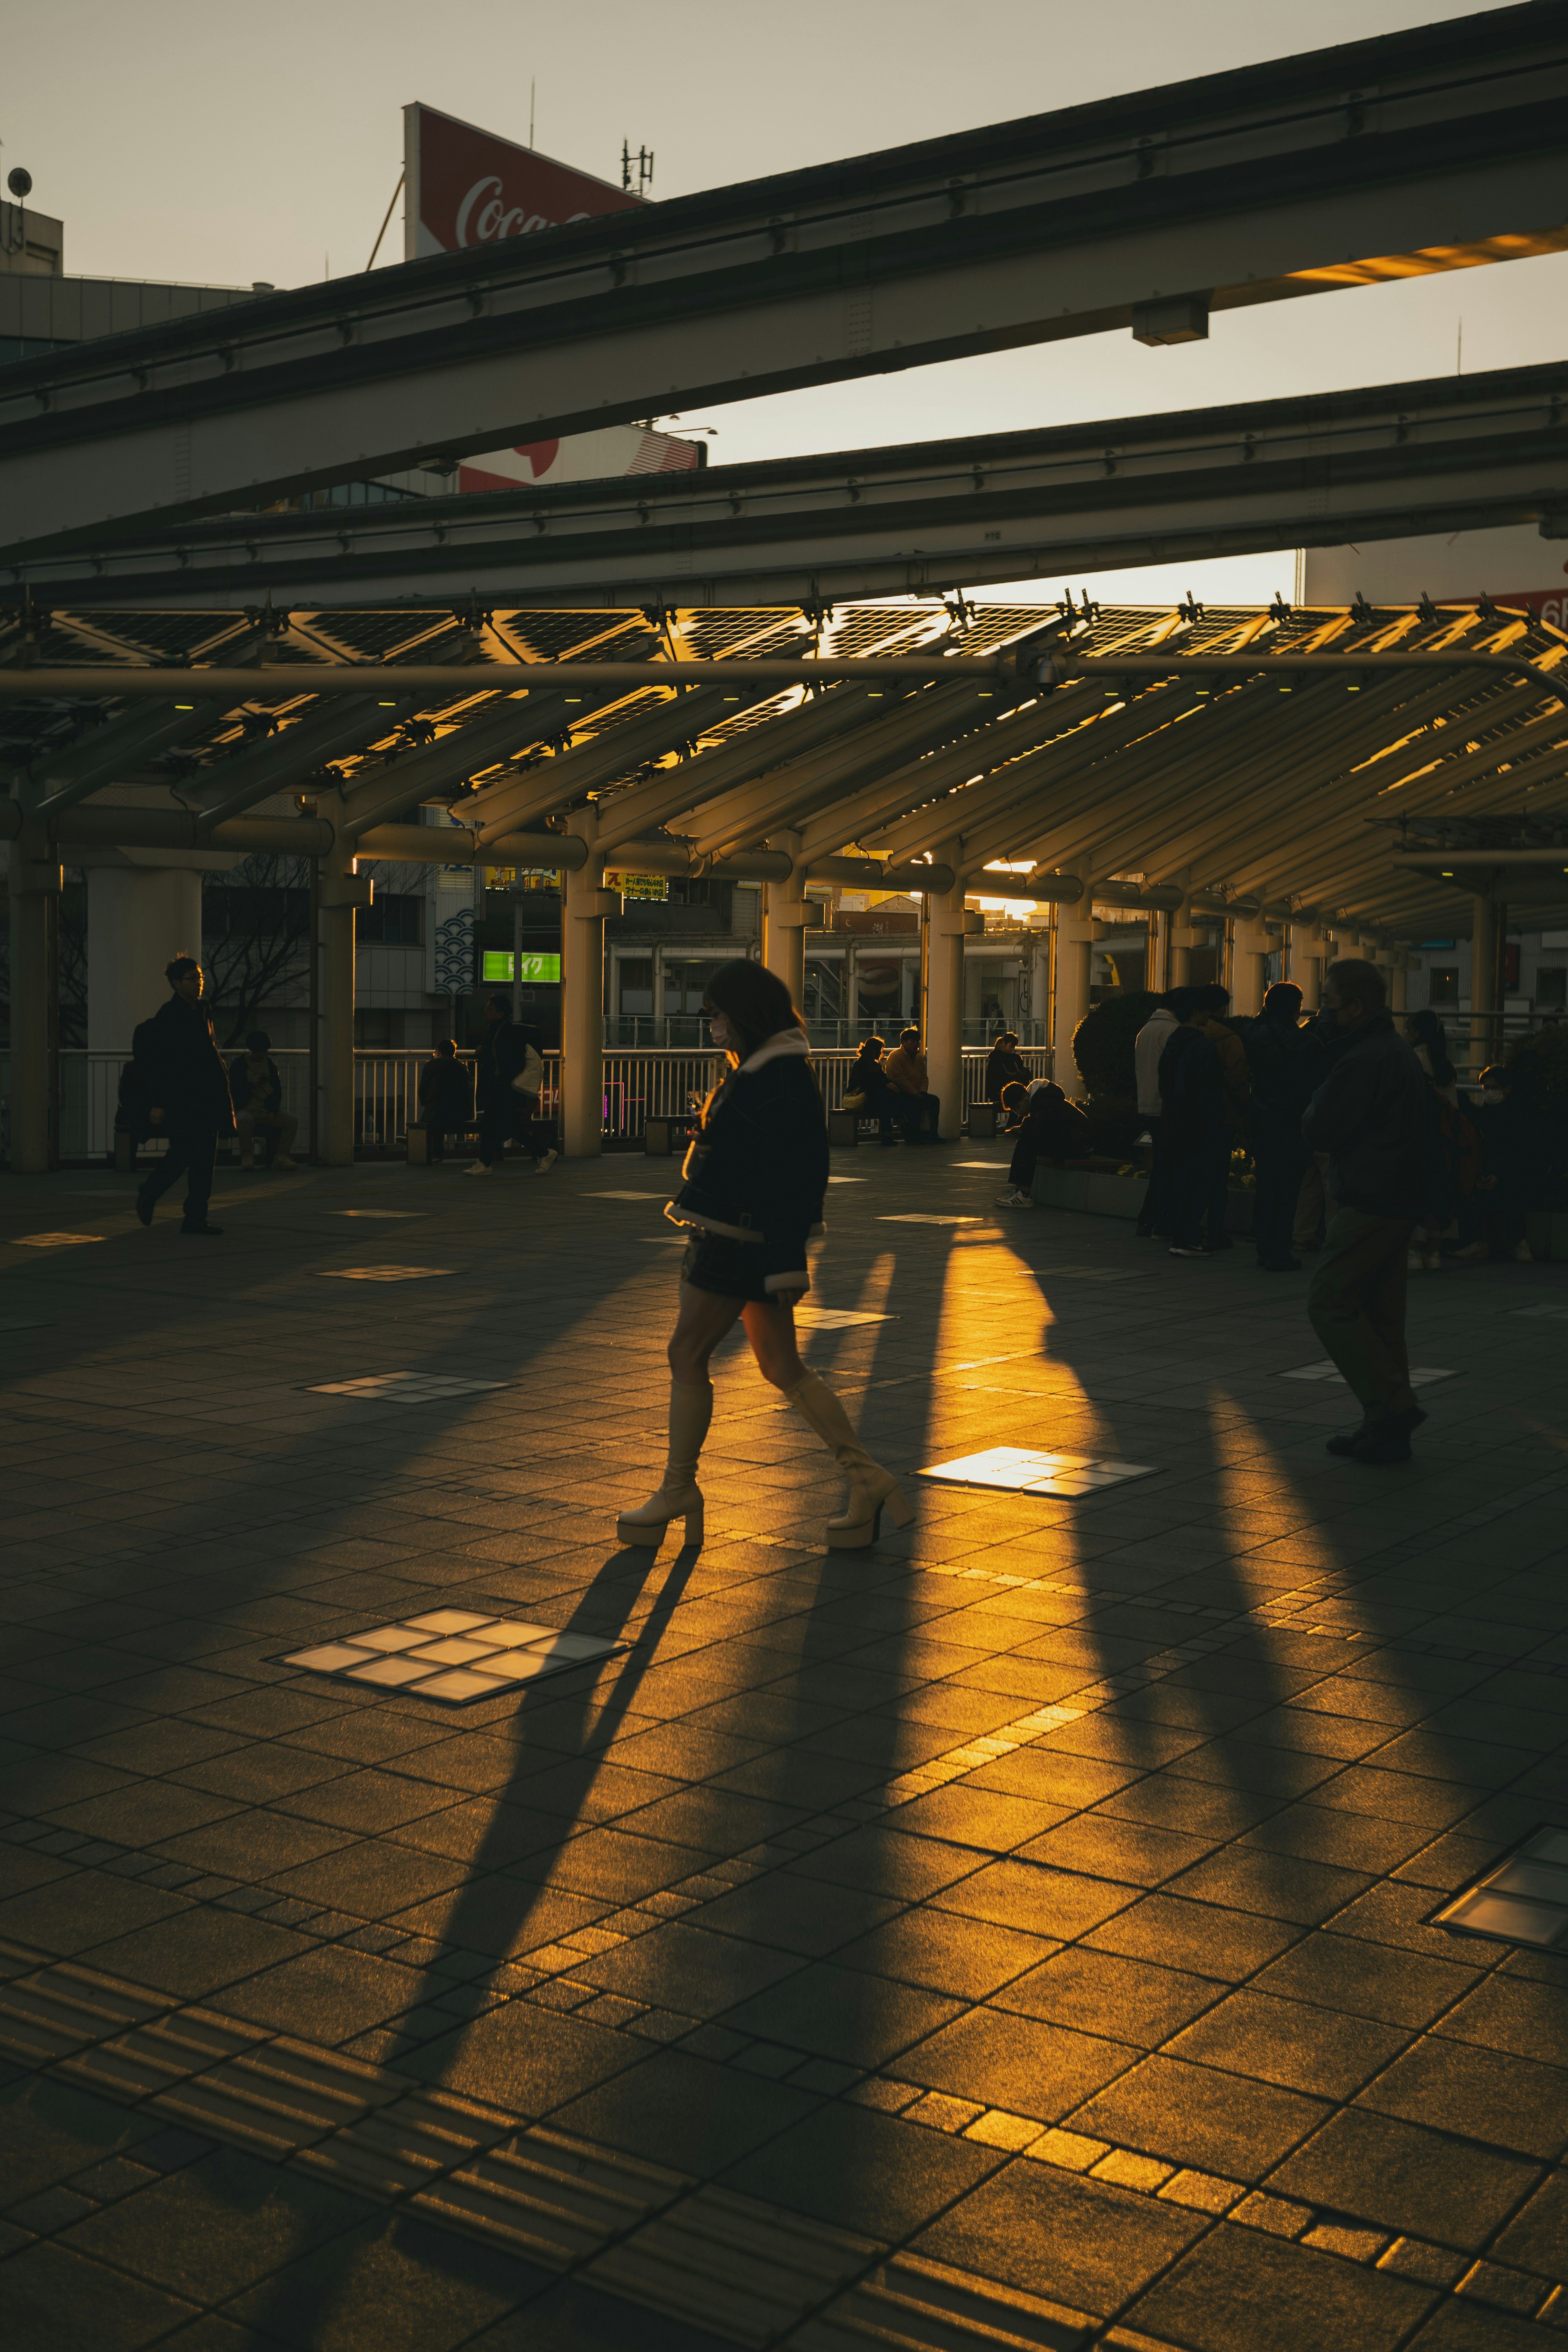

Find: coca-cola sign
<box><xmin>403</xmin><ymin>102</ymin><xmax>639</xmax><ymax>260</ymax></box>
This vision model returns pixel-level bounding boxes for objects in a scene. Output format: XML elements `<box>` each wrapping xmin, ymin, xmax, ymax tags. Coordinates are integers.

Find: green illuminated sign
<box><xmin>482</xmin><ymin>951</ymin><xmax>561</xmax><ymax>983</ymax></box>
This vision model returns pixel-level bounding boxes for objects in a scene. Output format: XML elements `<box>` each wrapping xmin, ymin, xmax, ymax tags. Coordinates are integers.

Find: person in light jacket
<box><xmin>619</xmin><ymin>961</ymin><xmax>914</xmax><ymax>1555</ymax></box>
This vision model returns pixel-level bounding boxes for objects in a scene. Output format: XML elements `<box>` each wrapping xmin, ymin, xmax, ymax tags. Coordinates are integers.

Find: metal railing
<box><xmin>7</xmin><ymin>1043</ymin><xmax>1058</xmax><ymax>1163</ymax></box>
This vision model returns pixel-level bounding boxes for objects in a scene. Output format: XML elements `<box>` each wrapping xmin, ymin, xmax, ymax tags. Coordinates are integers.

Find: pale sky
<box><xmin>6</xmin><ymin>0</ymin><xmax>1560</xmax><ymax>605</ymax></box>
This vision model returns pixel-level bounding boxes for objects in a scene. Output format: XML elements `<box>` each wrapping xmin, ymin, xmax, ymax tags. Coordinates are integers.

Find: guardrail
<box><xmin>4</xmin><ymin>1043</ymin><xmax>1056</xmax><ymax>1164</ymax></box>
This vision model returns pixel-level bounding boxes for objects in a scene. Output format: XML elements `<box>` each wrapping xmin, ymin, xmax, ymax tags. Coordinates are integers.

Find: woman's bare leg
<box><xmin>668</xmin><ymin>1281</ymin><xmax>746</xmax><ymax>1385</ymax></box>
<box><xmin>739</xmin><ymin>1296</ymin><xmax>806</xmax><ymax>1391</ymax></box>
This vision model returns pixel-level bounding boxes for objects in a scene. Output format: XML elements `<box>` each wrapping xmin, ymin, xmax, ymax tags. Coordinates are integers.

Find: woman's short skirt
<box><xmin>681</xmin><ymin>1232</ymin><xmax>804</xmax><ymax>1304</ymax></box>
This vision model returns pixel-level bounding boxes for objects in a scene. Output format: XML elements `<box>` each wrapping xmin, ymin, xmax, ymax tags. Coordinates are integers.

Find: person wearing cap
<box><xmin>134</xmin><ymin>956</ymin><xmax>236</xmax><ymax>1236</ymax></box>
<box><xmin>229</xmin><ymin>1031</ymin><xmax>299</xmax><ymax>1171</ymax></box>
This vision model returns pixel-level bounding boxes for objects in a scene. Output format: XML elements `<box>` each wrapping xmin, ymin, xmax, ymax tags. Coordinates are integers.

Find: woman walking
<box><xmin>618</xmin><ymin>961</ymin><xmax>914</xmax><ymax>1553</ymax></box>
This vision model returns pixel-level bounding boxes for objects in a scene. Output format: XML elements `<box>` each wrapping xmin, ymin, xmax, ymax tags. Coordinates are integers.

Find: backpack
<box><xmin>510</xmin><ymin>1040</ymin><xmax>545</xmax><ymax>1097</ymax></box>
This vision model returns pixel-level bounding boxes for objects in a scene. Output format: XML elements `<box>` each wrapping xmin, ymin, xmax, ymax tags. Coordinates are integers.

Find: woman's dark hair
<box><xmin>854</xmin><ymin>1034</ymin><xmax>885</xmax><ymax>1057</ymax></box>
<box><xmin>245</xmin><ymin>1030</ymin><xmax>271</xmax><ymax>1054</ymax></box>
<box><xmin>994</xmin><ymin>1029</ymin><xmax>1018</xmax><ymax>1047</ymax></box>
<box><xmin>703</xmin><ymin>959</ymin><xmax>804</xmax><ymax>1060</ymax></box>
<box><xmin>486</xmin><ymin>992</ymin><xmax>513</xmax><ymax>1017</ymax></box>
<box><xmin>434</xmin><ymin>1037</ymin><xmax>457</xmax><ymax>1057</ymax></box>
<box><xmin>1407</xmin><ymin>1006</ymin><xmax>1455</xmax><ymax>1087</ymax></box>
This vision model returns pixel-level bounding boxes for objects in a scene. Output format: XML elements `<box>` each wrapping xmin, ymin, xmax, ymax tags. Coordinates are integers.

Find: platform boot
<box><xmin>784</xmin><ymin>1370</ymin><xmax>915</xmax><ymax>1549</ymax></box>
<box><xmin>617</xmin><ymin>1381</ymin><xmax>710</xmax><ymax>1548</ymax></box>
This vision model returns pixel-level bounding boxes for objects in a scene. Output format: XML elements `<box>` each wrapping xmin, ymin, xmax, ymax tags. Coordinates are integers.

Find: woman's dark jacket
<box><xmin>137</xmin><ymin>997</ymin><xmax>235</xmax><ymax>1131</ymax></box>
<box><xmin>418</xmin><ymin>1055</ymin><xmax>475</xmax><ymax>1127</ymax></box>
<box><xmin>665</xmin><ymin>1030</ymin><xmax>829</xmax><ymax>1293</ymax></box>
<box><xmin>847</xmin><ymin>1043</ymin><xmax>893</xmax><ymax>1104</ymax></box>
<box><xmin>985</xmin><ymin>1045</ymin><xmax>1030</xmax><ymax>1101</ymax></box>
<box><xmin>1016</xmin><ymin>1087</ymin><xmax>1091</xmax><ymax>1164</ymax></box>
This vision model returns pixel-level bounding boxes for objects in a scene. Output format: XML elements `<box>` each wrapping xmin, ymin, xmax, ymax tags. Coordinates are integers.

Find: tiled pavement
<box><xmin>0</xmin><ymin>1146</ymin><xmax>1566</xmax><ymax>2352</ymax></box>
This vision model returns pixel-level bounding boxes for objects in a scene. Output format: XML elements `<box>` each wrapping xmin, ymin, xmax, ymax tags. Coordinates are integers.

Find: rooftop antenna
<box><xmin>621</xmin><ymin>140</ymin><xmax>655</xmax><ymax>196</ymax></box>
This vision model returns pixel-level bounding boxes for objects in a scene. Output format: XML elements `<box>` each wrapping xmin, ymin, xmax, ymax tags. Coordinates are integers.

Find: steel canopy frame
<box><xmin>24</xmin><ymin>360</ymin><xmax>1568</xmax><ymax>613</ymax></box>
<box><xmin>3</xmin><ymin>5</ymin><xmax>1568</xmax><ymax>559</ymax></box>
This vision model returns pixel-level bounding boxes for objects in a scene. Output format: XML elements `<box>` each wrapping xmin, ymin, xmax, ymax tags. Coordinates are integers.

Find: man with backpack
<box><xmin>466</xmin><ymin>994</ymin><xmax>557</xmax><ymax>1176</ymax></box>
<box><xmin>133</xmin><ymin>956</ymin><xmax>236</xmax><ymax>1235</ymax></box>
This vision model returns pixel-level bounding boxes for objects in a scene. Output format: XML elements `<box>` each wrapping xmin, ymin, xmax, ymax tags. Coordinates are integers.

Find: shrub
<box><xmin>1506</xmin><ymin>1025</ymin><xmax>1568</xmax><ymax>1100</ymax></box>
<box><xmin>1071</xmin><ymin>991</ymin><xmax>1161</xmax><ymax>1103</ymax></box>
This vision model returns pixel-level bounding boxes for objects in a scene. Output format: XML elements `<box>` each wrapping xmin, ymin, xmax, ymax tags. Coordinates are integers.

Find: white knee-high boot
<box><xmin>617</xmin><ymin>1382</ymin><xmax>711</xmax><ymax>1547</ymax></box>
<box><xmin>784</xmin><ymin>1370</ymin><xmax>915</xmax><ymax>1549</ymax></box>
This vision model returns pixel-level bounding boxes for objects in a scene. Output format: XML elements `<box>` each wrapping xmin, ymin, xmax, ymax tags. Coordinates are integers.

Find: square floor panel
<box><xmin>307</xmin><ymin>1372</ymin><xmax>506</xmax><ymax>1402</ymax></box>
<box><xmin>1280</xmin><ymin>1362</ymin><xmax>1458</xmax><ymax>1386</ymax></box>
<box><xmin>11</xmin><ymin>1233</ymin><xmax>107</xmax><ymax>1248</ymax></box>
<box><xmin>795</xmin><ymin>1307</ymin><xmax>898</xmax><ymax>1329</ymax></box>
<box><xmin>879</xmin><ymin>1214</ymin><xmax>987</xmax><ymax>1227</ymax></box>
<box><xmin>1432</xmin><ymin>1828</ymin><xmax>1568</xmax><ymax>1950</ymax></box>
<box><xmin>318</xmin><ymin>1266</ymin><xmax>458</xmax><ymax>1283</ymax></box>
<box><xmin>405</xmin><ymin>1637</ymin><xmax>503</xmax><ymax>1667</ymax></box>
<box><xmin>274</xmin><ymin>1612</ymin><xmax>626</xmax><ymax>1707</ymax></box>
<box><xmin>921</xmin><ymin>1445</ymin><xmax>1159</xmax><ymax>1498</ymax></box>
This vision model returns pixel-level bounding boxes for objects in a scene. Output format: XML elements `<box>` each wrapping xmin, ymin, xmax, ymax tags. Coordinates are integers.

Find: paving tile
<box><xmin>0</xmin><ymin>2237</ymin><xmax>203</xmax><ymax>2347</ymax></box>
<box><xmin>552</xmin><ymin>2047</ymin><xmax>818</xmax><ymax>2174</ymax></box>
<box><xmin>220</xmin><ymin>2210</ymin><xmax>544</xmax><ymax>2352</ymax></box>
<box><xmin>1084</xmin><ymin>1893</ymin><xmax>1303</xmax><ymax>1980</ymax></box>
<box><xmin>881</xmin><ymin>1786</ymin><xmax>1070</xmax><ymax>1852</ymax></box>
<box><xmin>1069</xmin><ymin>2054</ymin><xmax>1330</xmax><ymax>2184</ymax></box>
<box><xmin>1168</xmin><ymin>1989</ymin><xmax>1414</xmax><ymax>2100</ymax></box>
<box><xmin>720</xmin><ymin>1960</ymin><xmax>964</xmax><ymax>2068</ymax></box>
<box><xmin>786</xmin><ymin>1828</ymin><xmax>984</xmax><ymax>1901</ymax></box>
<box><xmin>219</xmin><ymin>1945</ymin><xmax>428</xmax><ymax>2041</ymax></box>
<box><xmin>84</xmin><ymin>1908</ymin><xmax>318</xmax><ymax>2000</ymax></box>
<box><xmin>889</xmin><ymin>2004</ymin><xmax>1136</xmax><ymax>2120</ymax></box>
<box><xmin>405</xmin><ymin>1998</ymin><xmax>642</xmax><ymax>2117</ymax></box>
<box><xmin>931</xmin><ymin>1857</ymin><xmax>1137</xmax><ymax>1940</ymax></box>
<box><xmin>59</xmin><ymin>2142</ymin><xmax>365</xmax><ymax>2301</ymax></box>
<box><xmin>721</xmin><ymin>2098</ymin><xmax>1009</xmax><ymax>2243</ymax></box>
<box><xmin>1491</xmin><ymin>2169</ymin><xmax>1568</xmax><ymax>2283</ymax></box>
<box><xmin>911</xmin><ymin>2156</ymin><xmax>1207</xmax><ymax>2317</ymax></box>
<box><xmin>996</xmin><ymin>1946</ymin><xmax>1226</xmax><ymax>2045</ymax></box>
<box><xmin>0</xmin><ymin>1870</ymin><xmax>191</xmax><ymax>1958</ymax></box>
<box><xmin>1356</xmin><ymin>2037</ymin><xmax>1568</xmax><ymax>2160</ymax></box>
<box><xmin>832</xmin><ymin>1906</ymin><xmax>1058</xmax><ymax>2001</ymax></box>
<box><xmin>1434</xmin><ymin>1975</ymin><xmax>1568</xmax><ymax>2070</ymax></box>
<box><xmin>680</xmin><ymin>1872</ymin><xmax>904</xmax><ymax>1958</ymax></box>
<box><xmin>1160</xmin><ymin>1848</ymin><xmax>1374</xmax><ymax>1926</ymax></box>
<box><xmin>1124</xmin><ymin>2217</ymin><xmax>1437</xmax><ymax>2352</ymax></box>
<box><xmin>1268</xmin><ymin>2109</ymin><xmax>1543</xmax><ymax>2250</ymax></box>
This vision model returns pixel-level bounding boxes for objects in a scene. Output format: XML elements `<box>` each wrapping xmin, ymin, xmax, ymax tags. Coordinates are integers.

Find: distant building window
<box><xmin>356</xmin><ymin>892</ymin><xmax>422</xmax><ymax>945</ymax></box>
<box><xmin>1537</xmin><ymin>967</ymin><xmax>1567</xmax><ymax>1012</ymax></box>
<box><xmin>1429</xmin><ymin>966</ymin><xmax>1460</xmax><ymax>1007</ymax></box>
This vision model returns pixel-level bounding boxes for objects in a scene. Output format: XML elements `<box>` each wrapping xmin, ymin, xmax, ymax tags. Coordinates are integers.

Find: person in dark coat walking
<box><xmin>467</xmin><ymin>995</ymin><xmax>556</xmax><ymax>1176</ymax></box>
<box><xmin>1245</xmin><ymin>983</ymin><xmax>1315</xmax><ymax>1271</ymax></box>
<box><xmin>134</xmin><ymin>957</ymin><xmax>236</xmax><ymax>1235</ymax></box>
<box><xmin>620</xmin><ymin>960</ymin><xmax>913</xmax><ymax>1554</ymax></box>
<box><xmin>1303</xmin><ymin>959</ymin><xmax>1431</xmax><ymax>1463</ymax></box>
<box><xmin>416</xmin><ymin>1038</ymin><xmax>474</xmax><ymax>1163</ymax></box>
<box><xmin>1158</xmin><ymin>988</ymin><xmax>1227</xmax><ymax>1257</ymax></box>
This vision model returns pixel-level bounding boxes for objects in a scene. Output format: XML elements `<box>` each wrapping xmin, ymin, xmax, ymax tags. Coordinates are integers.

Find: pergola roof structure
<box><xmin>4</xmin><ymin>592</ymin><xmax>1567</xmax><ymax>938</ymax></box>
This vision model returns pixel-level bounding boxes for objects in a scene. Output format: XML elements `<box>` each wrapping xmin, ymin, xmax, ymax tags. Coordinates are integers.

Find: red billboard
<box><xmin>403</xmin><ymin>103</ymin><xmax>639</xmax><ymax>261</ymax></box>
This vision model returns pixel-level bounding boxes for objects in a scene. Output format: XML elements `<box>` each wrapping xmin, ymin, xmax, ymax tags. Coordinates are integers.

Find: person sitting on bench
<box><xmin>416</xmin><ymin>1038</ymin><xmax>474</xmax><ymax>1163</ymax></box>
<box><xmin>229</xmin><ymin>1032</ymin><xmax>299</xmax><ymax>1170</ymax></box>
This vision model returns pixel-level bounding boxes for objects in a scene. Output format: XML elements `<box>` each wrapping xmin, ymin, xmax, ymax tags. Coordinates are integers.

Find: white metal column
<box><xmin>562</xmin><ymin>812</ymin><xmax>615</xmax><ymax>1157</ymax></box>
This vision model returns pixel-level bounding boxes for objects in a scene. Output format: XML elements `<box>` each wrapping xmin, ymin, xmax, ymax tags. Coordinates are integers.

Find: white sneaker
<box><xmin>994</xmin><ymin>1189</ymin><xmax>1034</xmax><ymax>1209</ymax></box>
<box><xmin>1513</xmin><ymin>1240</ymin><xmax>1534</xmax><ymax>1263</ymax></box>
<box><xmin>464</xmin><ymin>1163</ymin><xmax>495</xmax><ymax>1178</ymax></box>
<box><xmin>535</xmin><ymin>1149</ymin><xmax>558</xmax><ymax>1176</ymax></box>
<box><xmin>274</xmin><ymin>1155</ymin><xmax>298</xmax><ymax>1172</ymax></box>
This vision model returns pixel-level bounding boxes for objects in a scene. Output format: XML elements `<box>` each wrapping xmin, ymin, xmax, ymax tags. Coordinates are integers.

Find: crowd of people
<box><xmin>1127</xmin><ymin>977</ymin><xmax>1540</xmax><ymax>1275</ymax></box>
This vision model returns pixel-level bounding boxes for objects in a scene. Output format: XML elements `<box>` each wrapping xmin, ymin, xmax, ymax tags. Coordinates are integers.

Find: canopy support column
<box><xmin>926</xmin><ymin>845</ymin><xmax>971</xmax><ymax>1139</ymax></box>
<box><xmin>1053</xmin><ymin>867</ymin><xmax>1094</xmax><ymax>1093</ymax></box>
<box><xmin>1470</xmin><ymin>895</ymin><xmax>1497</xmax><ymax>1074</ymax></box>
<box><xmin>6</xmin><ymin>821</ymin><xmax>60</xmax><ymax>1173</ymax></box>
<box><xmin>764</xmin><ymin>830</ymin><xmax>807</xmax><ymax>1009</ymax></box>
<box><xmin>317</xmin><ymin>850</ymin><xmax>364</xmax><ymax>1168</ymax></box>
<box><xmin>563</xmin><ymin>812</ymin><xmax>614</xmax><ymax>1158</ymax></box>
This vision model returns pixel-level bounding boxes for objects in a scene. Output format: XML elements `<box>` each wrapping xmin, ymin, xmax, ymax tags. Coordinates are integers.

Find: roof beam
<box><xmin>4</xmin><ymin>7</ymin><xmax>1568</xmax><ymax>558</ymax></box>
